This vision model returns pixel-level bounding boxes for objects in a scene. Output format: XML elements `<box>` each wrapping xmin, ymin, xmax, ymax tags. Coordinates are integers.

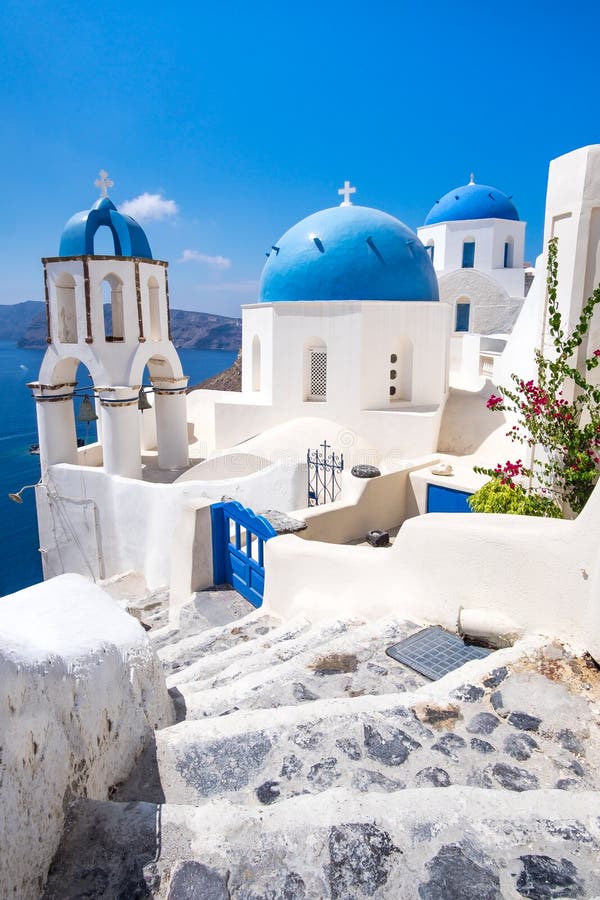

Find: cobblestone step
<box><xmin>163</xmin><ymin>614</ymin><xmax>312</xmax><ymax>685</ymax></box>
<box><xmin>176</xmin><ymin>616</ymin><xmax>427</xmax><ymax>720</ymax></box>
<box><xmin>42</xmin><ymin>788</ymin><xmax>600</xmax><ymax>899</ymax></box>
<box><xmin>153</xmin><ymin>643</ymin><xmax>600</xmax><ymax>808</ymax></box>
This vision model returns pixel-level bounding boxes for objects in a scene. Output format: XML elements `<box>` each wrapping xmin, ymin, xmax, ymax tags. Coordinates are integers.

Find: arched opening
<box><xmin>426</xmin><ymin>240</ymin><xmax>435</xmax><ymax>265</ymax></box>
<box><xmin>93</xmin><ymin>224</ymin><xmax>117</xmax><ymax>255</ymax></box>
<box><xmin>389</xmin><ymin>338</ymin><xmax>413</xmax><ymax>402</ymax></box>
<box><xmin>462</xmin><ymin>240</ymin><xmax>475</xmax><ymax>268</ymax></box>
<box><xmin>148</xmin><ymin>277</ymin><xmax>161</xmax><ymax>341</ymax></box>
<box><xmin>252</xmin><ymin>335</ymin><xmax>261</xmax><ymax>391</ymax></box>
<box><xmin>138</xmin><ymin>354</ymin><xmax>189</xmax><ymax>478</ymax></box>
<box><xmin>455</xmin><ymin>298</ymin><xmax>471</xmax><ymax>332</ymax></box>
<box><xmin>74</xmin><ymin>362</ymin><xmax>100</xmax><ymax>454</ymax></box>
<box><xmin>304</xmin><ymin>337</ymin><xmax>327</xmax><ymax>401</ymax></box>
<box><xmin>55</xmin><ymin>273</ymin><xmax>77</xmax><ymax>344</ymax></box>
<box><xmin>40</xmin><ymin>358</ymin><xmax>102</xmax><ymax>468</ymax></box>
<box><xmin>102</xmin><ymin>274</ymin><xmax>124</xmax><ymax>341</ymax></box>
<box><xmin>504</xmin><ymin>238</ymin><xmax>514</xmax><ymax>268</ymax></box>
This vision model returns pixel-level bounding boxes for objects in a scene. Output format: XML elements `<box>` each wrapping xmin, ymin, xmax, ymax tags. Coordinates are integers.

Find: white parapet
<box><xmin>0</xmin><ymin>574</ymin><xmax>173</xmax><ymax>899</ymax></box>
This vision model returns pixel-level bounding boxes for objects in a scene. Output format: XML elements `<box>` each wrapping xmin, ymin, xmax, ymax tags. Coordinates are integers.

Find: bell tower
<box><xmin>30</xmin><ymin>172</ymin><xmax>190</xmax><ymax>479</ymax></box>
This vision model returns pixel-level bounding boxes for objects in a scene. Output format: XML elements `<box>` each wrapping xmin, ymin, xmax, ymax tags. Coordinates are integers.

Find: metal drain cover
<box><xmin>386</xmin><ymin>626</ymin><xmax>491</xmax><ymax>681</ymax></box>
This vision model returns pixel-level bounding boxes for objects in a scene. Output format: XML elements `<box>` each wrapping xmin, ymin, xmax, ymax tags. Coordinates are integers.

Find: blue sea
<box><xmin>0</xmin><ymin>342</ymin><xmax>237</xmax><ymax>597</ymax></box>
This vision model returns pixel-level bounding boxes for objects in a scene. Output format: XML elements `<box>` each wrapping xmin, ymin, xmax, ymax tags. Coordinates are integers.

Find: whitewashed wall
<box><xmin>263</xmin><ymin>478</ymin><xmax>600</xmax><ymax>661</ymax></box>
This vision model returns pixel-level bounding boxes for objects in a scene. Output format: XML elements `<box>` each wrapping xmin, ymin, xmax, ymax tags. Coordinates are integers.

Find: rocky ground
<box><xmin>43</xmin><ymin>586</ymin><xmax>600</xmax><ymax>899</ymax></box>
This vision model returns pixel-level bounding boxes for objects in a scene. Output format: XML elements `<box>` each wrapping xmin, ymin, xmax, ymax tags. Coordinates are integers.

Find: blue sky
<box><xmin>1</xmin><ymin>0</ymin><xmax>598</xmax><ymax>317</ymax></box>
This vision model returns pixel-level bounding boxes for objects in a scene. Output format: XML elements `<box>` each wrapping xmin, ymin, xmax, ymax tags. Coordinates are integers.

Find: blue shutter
<box><xmin>462</xmin><ymin>241</ymin><xmax>475</xmax><ymax>268</ymax></box>
<box><xmin>455</xmin><ymin>303</ymin><xmax>470</xmax><ymax>333</ymax></box>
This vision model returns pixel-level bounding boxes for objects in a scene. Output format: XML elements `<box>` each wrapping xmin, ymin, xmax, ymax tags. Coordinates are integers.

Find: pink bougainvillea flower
<box><xmin>487</xmin><ymin>394</ymin><xmax>504</xmax><ymax>409</ymax></box>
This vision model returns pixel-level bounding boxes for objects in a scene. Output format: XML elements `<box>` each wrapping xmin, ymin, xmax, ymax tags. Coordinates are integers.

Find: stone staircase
<box><xmin>42</xmin><ymin>588</ymin><xmax>600</xmax><ymax>899</ymax></box>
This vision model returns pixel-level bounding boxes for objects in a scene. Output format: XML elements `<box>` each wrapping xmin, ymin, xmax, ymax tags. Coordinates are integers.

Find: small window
<box><xmin>504</xmin><ymin>240</ymin><xmax>513</xmax><ymax>268</ymax></box>
<box><xmin>426</xmin><ymin>242</ymin><xmax>434</xmax><ymax>264</ymax></box>
<box><xmin>456</xmin><ymin>302</ymin><xmax>470</xmax><ymax>333</ymax></box>
<box><xmin>462</xmin><ymin>241</ymin><xmax>475</xmax><ymax>268</ymax></box>
<box><xmin>309</xmin><ymin>349</ymin><xmax>327</xmax><ymax>400</ymax></box>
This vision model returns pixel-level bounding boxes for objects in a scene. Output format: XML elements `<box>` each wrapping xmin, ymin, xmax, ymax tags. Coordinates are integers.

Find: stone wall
<box><xmin>0</xmin><ymin>574</ymin><xmax>173</xmax><ymax>899</ymax></box>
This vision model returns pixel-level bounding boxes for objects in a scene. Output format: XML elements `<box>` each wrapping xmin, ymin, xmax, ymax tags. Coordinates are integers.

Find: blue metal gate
<box><xmin>211</xmin><ymin>501</ymin><xmax>277</xmax><ymax>607</ymax></box>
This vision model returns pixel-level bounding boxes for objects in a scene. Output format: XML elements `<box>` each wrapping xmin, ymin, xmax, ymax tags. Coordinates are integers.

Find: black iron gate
<box><xmin>307</xmin><ymin>440</ymin><xmax>344</xmax><ymax>506</ymax></box>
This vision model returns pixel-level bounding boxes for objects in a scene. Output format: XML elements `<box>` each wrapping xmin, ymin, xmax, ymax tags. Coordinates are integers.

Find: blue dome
<box><xmin>259</xmin><ymin>205</ymin><xmax>438</xmax><ymax>303</ymax></box>
<box><xmin>59</xmin><ymin>196</ymin><xmax>153</xmax><ymax>258</ymax></box>
<box><xmin>424</xmin><ymin>179</ymin><xmax>519</xmax><ymax>226</ymax></box>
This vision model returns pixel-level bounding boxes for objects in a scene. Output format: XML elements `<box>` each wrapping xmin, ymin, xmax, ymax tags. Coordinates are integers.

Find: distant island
<box><xmin>0</xmin><ymin>301</ymin><xmax>242</xmax><ymax>351</ymax></box>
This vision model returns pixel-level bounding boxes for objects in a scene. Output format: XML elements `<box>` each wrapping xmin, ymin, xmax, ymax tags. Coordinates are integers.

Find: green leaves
<box><xmin>481</xmin><ymin>235</ymin><xmax>600</xmax><ymax>515</ymax></box>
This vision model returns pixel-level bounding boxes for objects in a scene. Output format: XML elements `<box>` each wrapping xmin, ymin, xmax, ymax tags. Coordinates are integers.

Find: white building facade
<box><xmin>417</xmin><ymin>175</ymin><xmax>527</xmax><ymax>387</ymax></box>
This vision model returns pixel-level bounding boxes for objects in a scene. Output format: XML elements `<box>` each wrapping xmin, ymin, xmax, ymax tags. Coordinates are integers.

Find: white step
<box><xmin>177</xmin><ymin>616</ymin><xmax>427</xmax><ymax>719</ymax></box>
<box><xmin>154</xmin><ymin>658</ymin><xmax>600</xmax><ymax>808</ymax></box>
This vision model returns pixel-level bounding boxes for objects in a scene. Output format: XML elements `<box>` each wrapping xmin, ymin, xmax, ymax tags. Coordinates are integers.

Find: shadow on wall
<box><xmin>437</xmin><ymin>380</ymin><xmax>507</xmax><ymax>456</ymax></box>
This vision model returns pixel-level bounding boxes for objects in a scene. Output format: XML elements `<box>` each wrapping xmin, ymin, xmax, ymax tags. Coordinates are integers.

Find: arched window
<box><xmin>252</xmin><ymin>335</ymin><xmax>261</xmax><ymax>391</ymax></box>
<box><xmin>426</xmin><ymin>241</ymin><xmax>435</xmax><ymax>264</ymax></box>
<box><xmin>455</xmin><ymin>300</ymin><xmax>471</xmax><ymax>332</ymax></box>
<box><xmin>462</xmin><ymin>240</ymin><xmax>475</xmax><ymax>268</ymax></box>
<box><xmin>389</xmin><ymin>338</ymin><xmax>413</xmax><ymax>402</ymax></box>
<box><xmin>504</xmin><ymin>238</ymin><xmax>514</xmax><ymax>268</ymax></box>
<box><xmin>304</xmin><ymin>338</ymin><xmax>327</xmax><ymax>401</ymax></box>
<box><xmin>56</xmin><ymin>273</ymin><xmax>77</xmax><ymax>343</ymax></box>
<box><xmin>102</xmin><ymin>274</ymin><xmax>124</xmax><ymax>341</ymax></box>
<box><xmin>148</xmin><ymin>277</ymin><xmax>161</xmax><ymax>341</ymax></box>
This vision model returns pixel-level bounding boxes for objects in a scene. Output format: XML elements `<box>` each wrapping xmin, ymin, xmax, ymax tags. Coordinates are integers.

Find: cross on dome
<box><xmin>94</xmin><ymin>169</ymin><xmax>114</xmax><ymax>198</ymax></box>
<box><xmin>338</xmin><ymin>180</ymin><xmax>356</xmax><ymax>206</ymax></box>
<box><xmin>469</xmin><ymin>172</ymin><xmax>475</xmax><ymax>185</ymax></box>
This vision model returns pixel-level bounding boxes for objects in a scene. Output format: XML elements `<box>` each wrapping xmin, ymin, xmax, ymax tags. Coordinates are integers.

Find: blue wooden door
<box><xmin>211</xmin><ymin>501</ymin><xmax>277</xmax><ymax>607</ymax></box>
<box><xmin>427</xmin><ymin>483</ymin><xmax>473</xmax><ymax>513</ymax></box>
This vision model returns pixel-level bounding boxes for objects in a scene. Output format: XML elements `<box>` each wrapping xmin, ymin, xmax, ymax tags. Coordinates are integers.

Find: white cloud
<box><xmin>178</xmin><ymin>249</ymin><xmax>231</xmax><ymax>270</ymax></box>
<box><xmin>118</xmin><ymin>192</ymin><xmax>178</xmax><ymax>222</ymax></box>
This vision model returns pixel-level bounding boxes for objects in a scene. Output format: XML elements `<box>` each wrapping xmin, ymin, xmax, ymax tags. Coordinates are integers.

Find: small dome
<box><xmin>424</xmin><ymin>177</ymin><xmax>519</xmax><ymax>226</ymax></box>
<box><xmin>259</xmin><ymin>205</ymin><xmax>438</xmax><ymax>303</ymax></box>
<box><xmin>59</xmin><ymin>196</ymin><xmax>153</xmax><ymax>258</ymax></box>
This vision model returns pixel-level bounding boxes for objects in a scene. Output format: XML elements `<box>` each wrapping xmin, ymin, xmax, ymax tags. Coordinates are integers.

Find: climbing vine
<box><xmin>471</xmin><ymin>236</ymin><xmax>600</xmax><ymax>516</ymax></box>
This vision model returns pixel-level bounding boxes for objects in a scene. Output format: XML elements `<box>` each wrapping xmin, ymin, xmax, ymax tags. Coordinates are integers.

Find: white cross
<box><xmin>338</xmin><ymin>180</ymin><xmax>356</xmax><ymax>206</ymax></box>
<box><xmin>95</xmin><ymin>169</ymin><xmax>114</xmax><ymax>198</ymax></box>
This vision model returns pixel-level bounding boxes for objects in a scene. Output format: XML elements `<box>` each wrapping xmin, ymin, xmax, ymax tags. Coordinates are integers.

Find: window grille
<box><xmin>310</xmin><ymin>349</ymin><xmax>327</xmax><ymax>400</ymax></box>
